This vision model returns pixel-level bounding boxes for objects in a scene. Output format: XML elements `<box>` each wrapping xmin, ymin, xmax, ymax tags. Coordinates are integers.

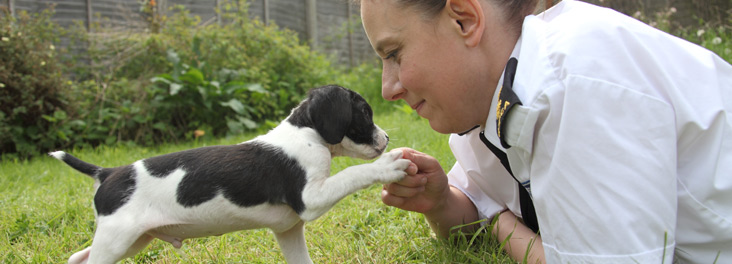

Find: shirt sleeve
<box><xmin>447</xmin><ymin>133</ymin><xmax>519</xmax><ymax>223</ymax></box>
<box><xmin>532</xmin><ymin>76</ymin><xmax>677</xmax><ymax>263</ymax></box>
<box><xmin>447</xmin><ymin>162</ymin><xmax>505</xmax><ymax>222</ymax></box>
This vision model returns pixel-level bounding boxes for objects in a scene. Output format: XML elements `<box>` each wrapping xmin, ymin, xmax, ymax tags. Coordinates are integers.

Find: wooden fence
<box><xmin>1</xmin><ymin>0</ymin><xmax>375</xmax><ymax>67</ymax></box>
<box><xmin>1</xmin><ymin>0</ymin><xmax>727</xmax><ymax>67</ymax></box>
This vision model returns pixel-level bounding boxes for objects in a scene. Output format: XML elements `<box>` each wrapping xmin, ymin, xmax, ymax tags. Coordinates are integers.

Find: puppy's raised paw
<box><xmin>372</xmin><ymin>149</ymin><xmax>410</xmax><ymax>183</ymax></box>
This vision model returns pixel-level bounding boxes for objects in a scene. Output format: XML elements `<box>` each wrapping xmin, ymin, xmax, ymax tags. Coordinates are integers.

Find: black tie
<box><xmin>479</xmin><ymin>57</ymin><xmax>539</xmax><ymax>234</ymax></box>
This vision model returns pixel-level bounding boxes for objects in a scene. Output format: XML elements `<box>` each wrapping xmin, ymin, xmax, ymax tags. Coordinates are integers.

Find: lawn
<box><xmin>0</xmin><ymin>108</ymin><xmax>514</xmax><ymax>263</ymax></box>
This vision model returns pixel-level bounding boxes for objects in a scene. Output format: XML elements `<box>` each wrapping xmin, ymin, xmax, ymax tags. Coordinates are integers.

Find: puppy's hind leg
<box><xmin>273</xmin><ymin>220</ymin><xmax>313</xmax><ymax>264</ymax></box>
<box><xmin>84</xmin><ymin>218</ymin><xmax>151</xmax><ymax>264</ymax></box>
<box><xmin>68</xmin><ymin>247</ymin><xmax>91</xmax><ymax>264</ymax></box>
<box><xmin>121</xmin><ymin>233</ymin><xmax>155</xmax><ymax>259</ymax></box>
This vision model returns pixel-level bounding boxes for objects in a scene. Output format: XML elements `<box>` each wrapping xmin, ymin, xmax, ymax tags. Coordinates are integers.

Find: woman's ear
<box><xmin>445</xmin><ymin>0</ymin><xmax>485</xmax><ymax>47</ymax></box>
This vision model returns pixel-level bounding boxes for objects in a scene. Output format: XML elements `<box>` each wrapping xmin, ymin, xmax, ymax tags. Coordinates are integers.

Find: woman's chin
<box><xmin>428</xmin><ymin>119</ymin><xmax>474</xmax><ymax>135</ymax></box>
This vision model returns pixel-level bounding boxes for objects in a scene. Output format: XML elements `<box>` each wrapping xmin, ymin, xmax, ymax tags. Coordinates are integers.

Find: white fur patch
<box><xmin>49</xmin><ymin>151</ymin><xmax>65</xmax><ymax>160</ymax></box>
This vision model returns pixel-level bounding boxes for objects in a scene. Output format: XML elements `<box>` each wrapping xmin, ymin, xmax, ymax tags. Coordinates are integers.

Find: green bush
<box><xmin>1</xmin><ymin>1</ymin><xmax>340</xmax><ymax>159</ymax></box>
<box><xmin>138</xmin><ymin>3</ymin><xmax>337</xmax><ymax>138</ymax></box>
<box><xmin>149</xmin><ymin>50</ymin><xmax>268</xmax><ymax>138</ymax></box>
<box><xmin>0</xmin><ymin>8</ymin><xmax>75</xmax><ymax>157</ymax></box>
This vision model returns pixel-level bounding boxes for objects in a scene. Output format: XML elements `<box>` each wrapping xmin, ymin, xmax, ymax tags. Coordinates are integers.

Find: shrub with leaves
<box><xmin>0</xmin><ymin>8</ymin><xmax>75</xmax><ymax>157</ymax></box>
<box><xmin>134</xmin><ymin>2</ymin><xmax>336</xmax><ymax>139</ymax></box>
<box><xmin>149</xmin><ymin>49</ymin><xmax>269</xmax><ymax>138</ymax></box>
<box><xmin>1</xmin><ymin>1</ymin><xmax>340</xmax><ymax>159</ymax></box>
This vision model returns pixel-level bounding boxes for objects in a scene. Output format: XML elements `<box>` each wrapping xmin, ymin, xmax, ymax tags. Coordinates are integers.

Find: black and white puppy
<box><xmin>50</xmin><ymin>85</ymin><xmax>410</xmax><ymax>264</ymax></box>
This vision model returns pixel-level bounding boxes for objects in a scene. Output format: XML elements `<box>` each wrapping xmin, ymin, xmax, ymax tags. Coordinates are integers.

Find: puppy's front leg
<box><xmin>300</xmin><ymin>150</ymin><xmax>410</xmax><ymax>221</ymax></box>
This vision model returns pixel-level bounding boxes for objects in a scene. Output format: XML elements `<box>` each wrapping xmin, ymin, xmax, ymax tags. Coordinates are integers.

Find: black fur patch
<box><xmin>56</xmin><ymin>153</ymin><xmax>100</xmax><ymax>176</ymax></box>
<box><xmin>142</xmin><ymin>143</ymin><xmax>308</xmax><ymax>213</ymax></box>
<box><xmin>95</xmin><ymin>165</ymin><xmax>136</xmax><ymax>216</ymax></box>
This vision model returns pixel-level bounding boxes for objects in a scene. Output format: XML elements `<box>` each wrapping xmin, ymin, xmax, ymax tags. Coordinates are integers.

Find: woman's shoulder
<box><xmin>533</xmin><ymin>0</ymin><xmax>660</xmax><ymax>53</ymax></box>
<box><xmin>519</xmin><ymin>0</ymin><xmax>715</xmax><ymax>91</ymax></box>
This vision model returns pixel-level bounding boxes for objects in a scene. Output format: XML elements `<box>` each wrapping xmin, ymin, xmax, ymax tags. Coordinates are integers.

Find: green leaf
<box><xmin>170</xmin><ymin>83</ymin><xmax>183</xmax><ymax>95</ymax></box>
<box><xmin>152</xmin><ymin>122</ymin><xmax>167</xmax><ymax>131</ymax></box>
<box><xmin>150</xmin><ymin>76</ymin><xmax>172</xmax><ymax>84</ymax></box>
<box><xmin>226</xmin><ymin>119</ymin><xmax>244</xmax><ymax>133</ymax></box>
<box><xmin>41</xmin><ymin>115</ymin><xmax>56</xmax><ymax>122</ymax></box>
<box><xmin>56</xmin><ymin>130</ymin><xmax>68</xmax><ymax>141</ymax></box>
<box><xmin>166</xmin><ymin>49</ymin><xmax>180</xmax><ymax>64</ymax></box>
<box><xmin>53</xmin><ymin>110</ymin><xmax>67</xmax><ymax>120</ymax></box>
<box><xmin>132</xmin><ymin>114</ymin><xmax>146</xmax><ymax>123</ymax></box>
<box><xmin>69</xmin><ymin>120</ymin><xmax>86</xmax><ymax>127</ymax></box>
<box><xmin>246</xmin><ymin>83</ymin><xmax>268</xmax><ymax>94</ymax></box>
<box><xmin>197</xmin><ymin>85</ymin><xmax>208</xmax><ymax>99</ymax></box>
<box><xmin>223</xmin><ymin>81</ymin><xmax>247</xmax><ymax>95</ymax></box>
<box><xmin>238</xmin><ymin>116</ymin><xmax>258</xmax><ymax>129</ymax></box>
<box><xmin>181</xmin><ymin>68</ymin><xmax>205</xmax><ymax>85</ymax></box>
<box><xmin>221</xmin><ymin>99</ymin><xmax>246</xmax><ymax>115</ymax></box>
<box><xmin>210</xmin><ymin>81</ymin><xmax>221</xmax><ymax>91</ymax></box>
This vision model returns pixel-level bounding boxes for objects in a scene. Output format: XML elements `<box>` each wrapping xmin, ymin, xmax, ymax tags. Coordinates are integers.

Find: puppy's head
<box><xmin>288</xmin><ymin>85</ymin><xmax>388</xmax><ymax>159</ymax></box>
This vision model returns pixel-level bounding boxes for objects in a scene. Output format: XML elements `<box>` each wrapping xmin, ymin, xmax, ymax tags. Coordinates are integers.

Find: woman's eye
<box><xmin>385</xmin><ymin>49</ymin><xmax>398</xmax><ymax>60</ymax></box>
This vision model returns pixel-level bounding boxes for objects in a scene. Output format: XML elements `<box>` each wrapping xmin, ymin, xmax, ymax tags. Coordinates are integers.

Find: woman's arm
<box><xmin>384</xmin><ymin>148</ymin><xmax>545</xmax><ymax>263</ymax></box>
<box><xmin>492</xmin><ymin>210</ymin><xmax>545</xmax><ymax>264</ymax></box>
<box><xmin>423</xmin><ymin>185</ymin><xmax>480</xmax><ymax>238</ymax></box>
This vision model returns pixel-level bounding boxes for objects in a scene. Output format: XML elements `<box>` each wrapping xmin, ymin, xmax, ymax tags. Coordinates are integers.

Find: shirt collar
<box><xmin>482</xmin><ymin>35</ymin><xmax>524</xmax><ymax>132</ymax></box>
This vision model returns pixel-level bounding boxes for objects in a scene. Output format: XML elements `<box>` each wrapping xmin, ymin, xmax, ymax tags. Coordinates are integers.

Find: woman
<box><xmin>360</xmin><ymin>0</ymin><xmax>732</xmax><ymax>263</ymax></box>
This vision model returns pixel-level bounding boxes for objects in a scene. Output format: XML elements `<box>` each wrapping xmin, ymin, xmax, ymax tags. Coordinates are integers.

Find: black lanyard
<box><xmin>479</xmin><ymin>131</ymin><xmax>539</xmax><ymax>233</ymax></box>
<box><xmin>480</xmin><ymin>57</ymin><xmax>540</xmax><ymax>234</ymax></box>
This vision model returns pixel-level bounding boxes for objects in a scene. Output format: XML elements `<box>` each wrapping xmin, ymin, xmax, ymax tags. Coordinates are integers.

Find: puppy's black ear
<box><xmin>309</xmin><ymin>86</ymin><xmax>352</xmax><ymax>144</ymax></box>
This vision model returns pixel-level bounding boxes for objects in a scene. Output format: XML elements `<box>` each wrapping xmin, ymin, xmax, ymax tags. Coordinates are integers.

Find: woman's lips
<box><xmin>411</xmin><ymin>100</ymin><xmax>425</xmax><ymax>115</ymax></box>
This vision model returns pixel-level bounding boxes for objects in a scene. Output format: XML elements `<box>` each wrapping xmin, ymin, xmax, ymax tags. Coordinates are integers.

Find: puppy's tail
<box><xmin>49</xmin><ymin>151</ymin><xmax>101</xmax><ymax>177</ymax></box>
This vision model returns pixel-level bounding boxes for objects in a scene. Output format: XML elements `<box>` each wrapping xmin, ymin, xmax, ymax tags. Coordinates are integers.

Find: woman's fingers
<box><xmin>383</xmin><ymin>181</ymin><xmax>425</xmax><ymax>198</ymax></box>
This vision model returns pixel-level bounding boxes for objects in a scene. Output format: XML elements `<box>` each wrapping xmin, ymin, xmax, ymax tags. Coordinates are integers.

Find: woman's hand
<box><xmin>382</xmin><ymin>148</ymin><xmax>479</xmax><ymax>238</ymax></box>
<box><xmin>381</xmin><ymin>148</ymin><xmax>450</xmax><ymax>214</ymax></box>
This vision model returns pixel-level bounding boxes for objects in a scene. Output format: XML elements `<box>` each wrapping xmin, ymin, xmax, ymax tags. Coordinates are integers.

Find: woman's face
<box><xmin>361</xmin><ymin>0</ymin><xmax>514</xmax><ymax>134</ymax></box>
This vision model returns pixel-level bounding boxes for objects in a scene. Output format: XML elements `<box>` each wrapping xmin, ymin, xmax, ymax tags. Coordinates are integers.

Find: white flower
<box><xmin>669</xmin><ymin>7</ymin><xmax>677</xmax><ymax>13</ymax></box>
<box><xmin>697</xmin><ymin>29</ymin><xmax>705</xmax><ymax>37</ymax></box>
<box><xmin>41</xmin><ymin>61</ymin><xmax>46</xmax><ymax>66</ymax></box>
<box><xmin>0</xmin><ymin>83</ymin><xmax>5</xmax><ymax>88</ymax></box>
<box><xmin>1</xmin><ymin>37</ymin><xmax>8</xmax><ymax>42</ymax></box>
<box><xmin>17</xmin><ymin>32</ymin><xmax>21</xmax><ymax>37</ymax></box>
<box><xmin>711</xmin><ymin>37</ymin><xmax>722</xmax><ymax>45</ymax></box>
<box><xmin>49</xmin><ymin>44</ymin><xmax>55</xmax><ymax>50</ymax></box>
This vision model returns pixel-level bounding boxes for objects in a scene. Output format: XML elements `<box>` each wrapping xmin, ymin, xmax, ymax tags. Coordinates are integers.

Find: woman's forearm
<box><xmin>422</xmin><ymin>186</ymin><xmax>545</xmax><ymax>263</ymax></box>
<box><xmin>492</xmin><ymin>210</ymin><xmax>546</xmax><ymax>264</ymax></box>
<box><xmin>424</xmin><ymin>186</ymin><xmax>480</xmax><ymax>239</ymax></box>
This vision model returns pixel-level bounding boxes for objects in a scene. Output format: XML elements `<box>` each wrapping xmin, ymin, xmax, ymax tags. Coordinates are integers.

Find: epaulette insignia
<box><xmin>496</xmin><ymin>57</ymin><xmax>521</xmax><ymax>149</ymax></box>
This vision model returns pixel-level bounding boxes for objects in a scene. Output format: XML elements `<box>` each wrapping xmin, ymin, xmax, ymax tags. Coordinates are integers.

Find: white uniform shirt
<box><xmin>446</xmin><ymin>1</ymin><xmax>732</xmax><ymax>263</ymax></box>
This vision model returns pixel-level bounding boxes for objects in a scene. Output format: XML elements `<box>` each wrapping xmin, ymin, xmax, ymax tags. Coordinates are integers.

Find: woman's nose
<box><xmin>381</xmin><ymin>64</ymin><xmax>405</xmax><ymax>101</ymax></box>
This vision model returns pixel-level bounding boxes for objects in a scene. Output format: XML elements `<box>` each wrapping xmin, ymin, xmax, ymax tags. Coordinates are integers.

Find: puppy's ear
<box><xmin>309</xmin><ymin>86</ymin><xmax>352</xmax><ymax>144</ymax></box>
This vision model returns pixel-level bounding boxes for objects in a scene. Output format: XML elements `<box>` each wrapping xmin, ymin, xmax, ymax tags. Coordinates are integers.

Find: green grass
<box><xmin>0</xmin><ymin>109</ymin><xmax>513</xmax><ymax>263</ymax></box>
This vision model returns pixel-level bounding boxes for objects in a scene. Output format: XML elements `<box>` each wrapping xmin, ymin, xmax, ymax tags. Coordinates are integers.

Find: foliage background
<box><xmin>1</xmin><ymin>1</ymin><xmax>340</xmax><ymax>159</ymax></box>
